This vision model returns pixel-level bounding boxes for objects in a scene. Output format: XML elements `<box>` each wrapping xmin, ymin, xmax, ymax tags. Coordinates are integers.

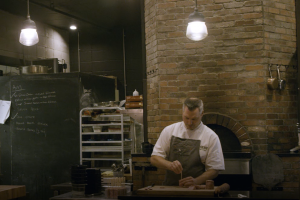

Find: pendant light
<box><xmin>19</xmin><ymin>0</ymin><xmax>39</xmax><ymax>46</ymax></box>
<box><xmin>186</xmin><ymin>0</ymin><xmax>208</xmax><ymax>41</ymax></box>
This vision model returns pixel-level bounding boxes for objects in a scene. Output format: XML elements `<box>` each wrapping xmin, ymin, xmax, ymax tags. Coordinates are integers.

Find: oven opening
<box><xmin>207</xmin><ymin>124</ymin><xmax>242</xmax><ymax>152</ymax></box>
<box><xmin>206</xmin><ymin>124</ymin><xmax>252</xmax><ymax>191</ymax></box>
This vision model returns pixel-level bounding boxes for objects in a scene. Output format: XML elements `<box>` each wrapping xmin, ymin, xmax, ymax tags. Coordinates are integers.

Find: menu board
<box><xmin>8</xmin><ymin>74</ymin><xmax>80</xmax><ymax>200</ymax></box>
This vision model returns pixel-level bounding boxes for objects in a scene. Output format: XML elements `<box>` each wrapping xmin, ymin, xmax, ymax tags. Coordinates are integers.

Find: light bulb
<box><xmin>186</xmin><ymin>21</ymin><xmax>208</xmax><ymax>41</ymax></box>
<box><xmin>70</xmin><ymin>25</ymin><xmax>77</xmax><ymax>30</ymax></box>
<box><xmin>19</xmin><ymin>28</ymin><xmax>39</xmax><ymax>46</ymax></box>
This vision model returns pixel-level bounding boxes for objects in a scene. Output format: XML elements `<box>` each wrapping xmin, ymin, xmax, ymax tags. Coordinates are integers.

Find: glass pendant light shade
<box><xmin>19</xmin><ymin>28</ymin><xmax>39</xmax><ymax>46</ymax></box>
<box><xmin>186</xmin><ymin>21</ymin><xmax>208</xmax><ymax>41</ymax></box>
<box><xmin>19</xmin><ymin>0</ymin><xmax>39</xmax><ymax>46</ymax></box>
<box><xmin>19</xmin><ymin>18</ymin><xmax>39</xmax><ymax>46</ymax></box>
<box><xmin>186</xmin><ymin>1</ymin><xmax>208</xmax><ymax>41</ymax></box>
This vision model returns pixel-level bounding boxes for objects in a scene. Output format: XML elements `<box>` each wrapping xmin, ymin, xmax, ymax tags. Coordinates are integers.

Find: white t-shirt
<box><xmin>152</xmin><ymin>121</ymin><xmax>225</xmax><ymax>171</ymax></box>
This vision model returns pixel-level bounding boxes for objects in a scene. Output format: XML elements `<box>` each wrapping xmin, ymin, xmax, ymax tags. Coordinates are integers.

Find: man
<box><xmin>150</xmin><ymin>97</ymin><xmax>225</xmax><ymax>187</ymax></box>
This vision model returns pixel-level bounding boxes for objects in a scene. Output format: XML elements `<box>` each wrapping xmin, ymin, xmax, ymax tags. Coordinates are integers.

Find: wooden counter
<box><xmin>50</xmin><ymin>190</ymin><xmax>299</xmax><ymax>200</ymax></box>
<box><xmin>136</xmin><ymin>185</ymin><xmax>215</xmax><ymax>196</ymax></box>
<box><xmin>50</xmin><ymin>192</ymin><xmax>108</xmax><ymax>200</ymax></box>
<box><xmin>51</xmin><ymin>182</ymin><xmax>72</xmax><ymax>196</ymax></box>
<box><xmin>119</xmin><ymin>190</ymin><xmax>299</xmax><ymax>200</ymax></box>
<box><xmin>0</xmin><ymin>185</ymin><xmax>26</xmax><ymax>200</ymax></box>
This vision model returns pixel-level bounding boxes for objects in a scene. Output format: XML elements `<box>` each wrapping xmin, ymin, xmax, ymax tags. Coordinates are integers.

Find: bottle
<box><xmin>133</xmin><ymin>89</ymin><xmax>139</xmax><ymax>96</ymax></box>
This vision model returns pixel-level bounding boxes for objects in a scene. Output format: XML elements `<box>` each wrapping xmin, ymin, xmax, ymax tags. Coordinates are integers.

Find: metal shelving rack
<box><xmin>79</xmin><ymin>107</ymin><xmax>135</xmax><ymax>173</ymax></box>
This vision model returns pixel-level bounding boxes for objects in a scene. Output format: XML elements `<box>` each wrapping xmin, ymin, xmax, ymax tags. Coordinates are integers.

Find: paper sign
<box><xmin>0</xmin><ymin>100</ymin><xmax>11</xmax><ymax>124</ymax></box>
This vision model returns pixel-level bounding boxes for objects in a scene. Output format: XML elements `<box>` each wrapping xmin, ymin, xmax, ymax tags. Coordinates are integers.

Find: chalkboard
<box><xmin>4</xmin><ymin>74</ymin><xmax>80</xmax><ymax>200</ymax></box>
<box><xmin>0</xmin><ymin>73</ymin><xmax>116</xmax><ymax>200</ymax></box>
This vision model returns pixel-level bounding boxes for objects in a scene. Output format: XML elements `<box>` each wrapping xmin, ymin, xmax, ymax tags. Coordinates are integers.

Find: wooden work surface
<box><xmin>119</xmin><ymin>190</ymin><xmax>300</xmax><ymax>200</ymax></box>
<box><xmin>136</xmin><ymin>185</ymin><xmax>215</xmax><ymax>196</ymax></box>
<box><xmin>50</xmin><ymin>192</ymin><xmax>108</xmax><ymax>200</ymax></box>
<box><xmin>0</xmin><ymin>185</ymin><xmax>26</xmax><ymax>200</ymax></box>
<box><xmin>50</xmin><ymin>190</ymin><xmax>300</xmax><ymax>200</ymax></box>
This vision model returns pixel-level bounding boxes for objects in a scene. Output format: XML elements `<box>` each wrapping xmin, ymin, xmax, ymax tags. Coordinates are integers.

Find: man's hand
<box><xmin>150</xmin><ymin>156</ymin><xmax>183</xmax><ymax>174</ymax></box>
<box><xmin>179</xmin><ymin>176</ymin><xmax>196</xmax><ymax>187</ymax></box>
<box><xmin>168</xmin><ymin>160</ymin><xmax>183</xmax><ymax>174</ymax></box>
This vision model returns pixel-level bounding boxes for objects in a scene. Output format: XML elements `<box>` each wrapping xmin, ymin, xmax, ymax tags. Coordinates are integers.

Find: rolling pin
<box><xmin>215</xmin><ymin>183</ymin><xmax>230</xmax><ymax>194</ymax></box>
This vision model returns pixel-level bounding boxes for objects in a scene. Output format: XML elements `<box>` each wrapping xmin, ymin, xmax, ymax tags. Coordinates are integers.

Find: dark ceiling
<box><xmin>0</xmin><ymin>0</ymin><xmax>142</xmax><ymax>32</ymax></box>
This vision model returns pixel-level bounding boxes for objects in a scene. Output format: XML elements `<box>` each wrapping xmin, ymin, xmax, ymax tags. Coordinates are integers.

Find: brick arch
<box><xmin>202</xmin><ymin>112</ymin><xmax>252</xmax><ymax>152</ymax></box>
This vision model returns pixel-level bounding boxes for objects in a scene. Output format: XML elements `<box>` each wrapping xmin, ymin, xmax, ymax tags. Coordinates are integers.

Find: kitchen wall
<box><xmin>0</xmin><ymin>8</ymin><xmax>144</xmax><ymax>101</ymax></box>
<box><xmin>69</xmin><ymin>27</ymin><xmax>144</xmax><ymax>100</ymax></box>
<box><xmin>144</xmin><ymin>0</ymin><xmax>298</xmax><ymax>191</ymax></box>
<box><xmin>0</xmin><ymin>10</ymin><xmax>70</xmax><ymax>71</ymax></box>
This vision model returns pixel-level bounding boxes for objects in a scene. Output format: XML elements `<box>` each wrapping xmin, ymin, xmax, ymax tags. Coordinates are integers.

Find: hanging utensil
<box><xmin>267</xmin><ymin>64</ymin><xmax>278</xmax><ymax>90</ymax></box>
<box><xmin>277</xmin><ymin>65</ymin><xmax>286</xmax><ymax>90</ymax></box>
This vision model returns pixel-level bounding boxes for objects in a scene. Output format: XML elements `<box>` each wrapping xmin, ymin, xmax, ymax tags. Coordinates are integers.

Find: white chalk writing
<box><xmin>11</xmin><ymin>85</ymin><xmax>58</xmax><ymax>136</ymax></box>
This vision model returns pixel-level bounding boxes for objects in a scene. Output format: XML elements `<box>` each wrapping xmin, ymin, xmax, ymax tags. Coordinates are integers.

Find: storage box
<box><xmin>126</xmin><ymin>95</ymin><xmax>143</xmax><ymax>102</ymax></box>
<box><xmin>93</xmin><ymin>126</ymin><xmax>102</xmax><ymax>132</ymax></box>
<box><xmin>125</xmin><ymin>102</ymin><xmax>143</xmax><ymax>109</ymax></box>
<box><xmin>82</xmin><ymin>127</ymin><xmax>93</xmax><ymax>132</ymax></box>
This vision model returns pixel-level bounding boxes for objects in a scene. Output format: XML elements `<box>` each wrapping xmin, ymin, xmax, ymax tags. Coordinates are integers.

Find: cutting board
<box><xmin>137</xmin><ymin>185</ymin><xmax>215</xmax><ymax>196</ymax></box>
<box><xmin>0</xmin><ymin>185</ymin><xmax>26</xmax><ymax>200</ymax></box>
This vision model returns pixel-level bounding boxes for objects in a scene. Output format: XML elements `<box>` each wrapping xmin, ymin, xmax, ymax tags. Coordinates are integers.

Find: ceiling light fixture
<box><xmin>19</xmin><ymin>0</ymin><xmax>39</xmax><ymax>46</ymax></box>
<box><xmin>70</xmin><ymin>25</ymin><xmax>77</xmax><ymax>30</ymax></box>
<box><xmin>186</xmin><ymin>0</ymin><xmax>208</xmax><ymax>41</ymax></box>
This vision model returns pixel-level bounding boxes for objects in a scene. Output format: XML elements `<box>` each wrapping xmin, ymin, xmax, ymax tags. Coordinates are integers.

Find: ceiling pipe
<box><xmin>140</xmin><ymin>0</ymin><xmax>148</xmax><ymax>143</ymax></box>
<box><xmin>122</xmin><ymin>29</ymin><xmax>127</xmax><ymax>99</ymax></box>
<box><xmin>28</xmin><ymin>0</ymin><xmax>108</xmax><ymax>31</ymax></box>
<box><xmin>78</xmin><ymin>31</ymin><xmax>80</xmax><ymax>72</ymax></box>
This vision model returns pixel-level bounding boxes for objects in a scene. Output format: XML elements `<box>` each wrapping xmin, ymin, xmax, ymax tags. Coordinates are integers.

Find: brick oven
<box><xmin>202</xmin><ymin>113</ymin><xmax>252</xmax><ymax>152</ymax></box>
<box><xmin>203</xmin><ymin>113</ymin><xmax>252</xmax><ymax>190</ymax></box>
<box><xmin>143</xmin><ymin>0</ymin><xmax>299</xmax><ymax>191</ymax></box>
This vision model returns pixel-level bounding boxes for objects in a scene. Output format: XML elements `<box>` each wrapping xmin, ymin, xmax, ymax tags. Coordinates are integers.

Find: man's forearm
<box><xmin>194</xmin><ymin>169</ymin><xmax>219</xmax><ymax>185</ymax></box>
<box><xmin>150</xmin><ymin>155</ymin><xmax>171</xmax><ymax>170</ymax></box>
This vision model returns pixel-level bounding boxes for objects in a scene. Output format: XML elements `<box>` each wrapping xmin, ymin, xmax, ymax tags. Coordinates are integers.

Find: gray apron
<box><xmin>163</xmin><ymin>136</ymin><xmax>205</xmax><ymax>186</ymax></box>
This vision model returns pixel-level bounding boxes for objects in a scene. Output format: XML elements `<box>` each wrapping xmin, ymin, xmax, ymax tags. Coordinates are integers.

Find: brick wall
<box><xmin>0</xmin><ymin>10</ymin><xmax>70</xmax><ymax>69</ymax></box>
<box><xmin>263</xmin><ymin>0</ymin><xmax>298</xmax><ymax>153</ymax></box>
<box><xmin>280</xmin><ymin>156</ymin><xmax>300</xmax><ymax>191</ymax></box>
<box><xmin>145</xmin><ymin>0</ymin><xmax>297</xmax><ymax>154</ymax></box>
<box><xmin>144</xmin><ymin>0</ymin><xmax>298</xmax><ymax>191</ymax></box>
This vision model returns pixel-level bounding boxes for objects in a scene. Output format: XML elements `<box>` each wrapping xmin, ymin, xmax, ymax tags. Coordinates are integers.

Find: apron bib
<box><xmin>163</xmin><ymin>136</ymin><xmax>205</xmax><ymax>186</ymax></box>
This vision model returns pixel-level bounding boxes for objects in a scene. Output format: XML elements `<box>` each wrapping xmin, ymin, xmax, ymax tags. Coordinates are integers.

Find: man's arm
<box><xmin>150</xmin><ymin>155</ymin><xmax>183</xmax><ymax>174</ymax></box>
<box><xmin>179</xmin><ymin>169</ymin><xmax>219</xmax><ymax>187</ymax></box>
<box><xmin>194</xmin><ymin>169</ymin><xmax>219</xmax><ymax>184</ymax></box>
